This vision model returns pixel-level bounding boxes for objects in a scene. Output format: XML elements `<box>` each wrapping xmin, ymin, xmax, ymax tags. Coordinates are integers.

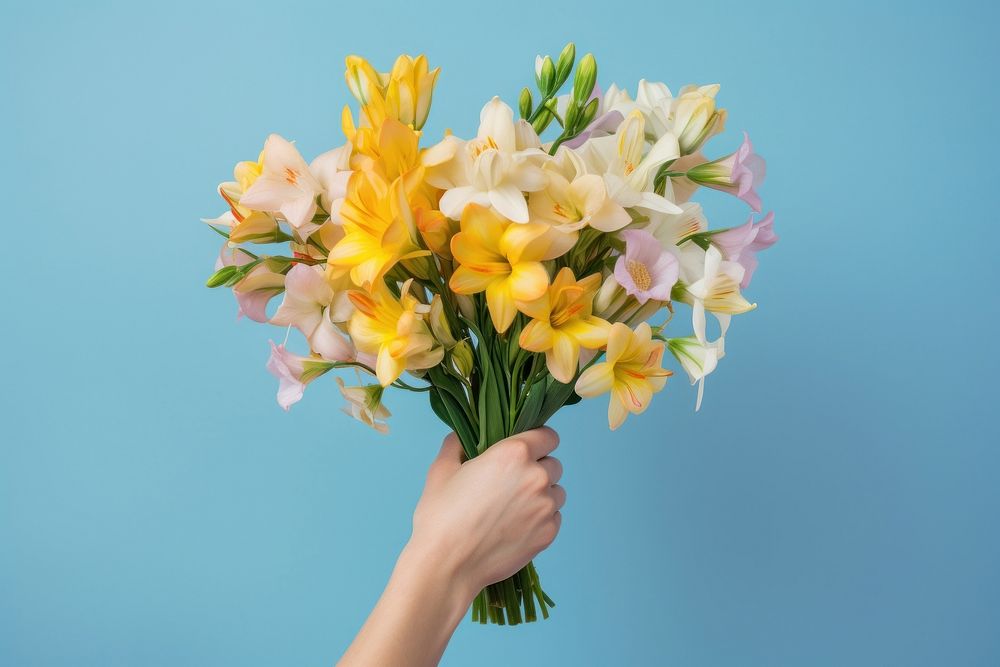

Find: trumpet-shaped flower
<box><xmin>336</xmin><ymin>376</ymin><xmax>392</xmax><ymax>433</ymax></box>
<box><xmin>265</xmin><ymin>341</ymin><xmax>335</xmax><ymax>411</ymax></box>
<box><xmin>527</xmin><ymin>172</ymin><xmax>630</xmax><ymax>233</ymax></box>
<box><xmin>667</xmin><ymin>336</ymin><xmax>722</xmax><ymax>411</ymax></box>
<box><xmin>202</xmin><ymin>209</ymin><xmax>283</xmax><ymax>245</ymax></box>
<box><xmin>575</xmin><ymin>322</ymin><xmax>672</xmax><ymax>430</ymax></box>
<box><xmin>239</xmin><ymin>134</ymin><xmax>325</xmax><ymax>234</ymax></box>
<box><xmin>686</xmin><ymin>132</ymin><xmax>766</xmax><ymax>212</ymax></box>
<box><xmin>710</xmin><ymin>212</ymin><xmax>777</xmax><ymax>287</ymax></box>
<box><xmin>308</xmin><ymin>143</ymin><xmax>352</xmax><ymax>222</ymax></box>
<box><xmin>326</xmin><ymin>172</ymin><xmax>429</xmax><ymax>290</ymax></box>
<box><xmin>614</xmin><ymin>229</ymin><xmax>679</xmax><ymax>305</ymax></box>
<box><xmin>270</xmin><ymin>264</ymin><xmax>354</xmax><ymax>362</ymax></box>
<box><xmin>518</xmin><ymin>268</ymin><xmax>611</xmax><ymax>383</ymax></box>
<box><xmin>345</xmin><ymin>54</ymin><xmax>440</xmax><ymax>130</ymax></box>
<box><xmin>575</xmin><ymin>109</ymin><xmax>682</xmax><ymax>214</ymax></box>
<box><xmin>449</xmin><ymin>204</ymin><xmax>575</xmax><ymax>332</ymax></box>
<box><xmin>347</xmin><ymin>280</ymin><xmax>444</xmax><ymax>387</ymax></box>
<box><xmin>423</xmin><ymin>97</ymin><xmax>547</xmax><ymax>223</ymax></box>
<box><xmin>684</xmin><ymin>245</ymin><xmax>755</xmax><ymax>350</ymax></box>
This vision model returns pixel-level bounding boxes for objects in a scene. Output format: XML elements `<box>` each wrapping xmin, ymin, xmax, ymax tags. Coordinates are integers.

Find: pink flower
<box><xmin>711</xmin><ymin>212</ymin><xmax>777</xmax><ymax>287</ymax></box>
<box><xmin>264</xmin><ymin>341</ymin><xmax>335</xmax><ymax>411</ymax></box>
<box><xmin>266</xmin><ymin>341</ymin><xmax>308</xmax><ymax>411</ymax></box>
<box><xmin>613</xmin><ymin>229</ymin><xmax>679</xmax><ymax>304</ymax></box>
<box><xmin>686</xmin><ymin>132</ymin><xmax>766</xmax><ymax>212</ymax></box>
<box><xmin>270</xmin><ymin>264</ymin><xmax>354</xmax><ymax>362</ymax></box>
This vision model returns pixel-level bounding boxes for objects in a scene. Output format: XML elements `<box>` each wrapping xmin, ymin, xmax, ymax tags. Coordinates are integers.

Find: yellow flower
<box><xmin>518</xmin><ymin>268</ymin><xmax>612</xmax><ymax>383</ymax></box>
<box><xmin>344</xmin><ymin>115</ymin><xmax>422</xmax><ymax>184</ymax></box>
<box><xmin>449</xmin><ymin>204</ymin><xmax>574</xmax><ymax>333</ymax></box>
<box><xmin>574</xmin><ymin>322</ymin><xmax>672</xmax><ymax>430</ymax></box>
<box><xmin>326</xmin><ymin>171</ymin><xmax>429</xmax><ymax>290</ymax></box>
<box><xmin>345</xmin><ymin>54</ymin><xmax>440</xmax><ymax>130</ymax></box>
<box><xmin>347</xmin><ymin>280</ymin><xmax>444</xmax><ymax>387</ymax></box>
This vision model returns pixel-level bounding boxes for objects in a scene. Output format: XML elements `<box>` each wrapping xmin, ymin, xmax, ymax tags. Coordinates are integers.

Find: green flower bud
<box><xmin>580</xmin><ymin>97</ymin><xmax>599</xmax><ymax>130</ymax></box>
<box><xmin>555</xmin><ymin>42</ymin><xmax>575</xmax><ymax>89</ymax></box>
<box><xmin>573</xmin><ymin>53</ymin><xmax>597</xmax><ymax>106</ymax></box>
<box><xmin>205</xmin><ymin>265</ymin><xmax>238</xmax><ymax>288</ymax></box>
<box><xmin>518</xmin><ymin>87</ymin><xmax>533</xmax><ymax>120</ymax></box>
<box><xmin>539</xmin><ymin>56</ymin><xmax>556</xmax><ymax>95</ymax></box>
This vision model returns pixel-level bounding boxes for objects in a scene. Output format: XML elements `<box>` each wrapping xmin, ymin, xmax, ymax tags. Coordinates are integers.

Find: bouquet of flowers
<box><xmin>202</xmin><ymin>43</ymin><xmax>776</xmax><ymax>625</ymax></box>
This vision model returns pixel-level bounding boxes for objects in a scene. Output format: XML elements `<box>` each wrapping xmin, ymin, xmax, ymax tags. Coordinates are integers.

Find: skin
<box><xmin>338</xmin><ymin>427</ymin><xmax>566</xmax><ymax>667</ymax></box>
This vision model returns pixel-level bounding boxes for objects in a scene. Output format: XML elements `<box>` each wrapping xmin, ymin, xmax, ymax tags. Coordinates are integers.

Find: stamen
<box><xmin>627</xmin><ymin>260</ymin><xmax>652</xmax><ymax>291</ymax></box>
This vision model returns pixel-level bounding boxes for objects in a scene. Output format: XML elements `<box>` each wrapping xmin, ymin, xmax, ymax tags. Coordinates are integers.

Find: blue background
<box><xmin>2</xmin><ymin>1</ymin><xmax>998</xmax><ymax>665</ymax></box>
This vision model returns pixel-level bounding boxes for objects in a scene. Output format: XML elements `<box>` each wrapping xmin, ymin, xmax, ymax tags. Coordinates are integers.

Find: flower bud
<box><xmin>429</xmin><ymin>295</ymin><xmax>458</xmax><ymax>348</ymax></box>
<box><xmin>518</xmin><ymin>87</ymin><xmax>533</xmax><ymax>120</ymax></box>
<box><xmin>451</xmin><ymin>339</ymin><xmax>475</xmax><ymax>378</ymax></box>
<box><xmin>539</xmin><ymin>56</ymin><xmax>556</xmax><ymax>95</ymax></box>
<box><xmin>573</xmin><ymin>54</ymin><xmax>597</xmax><ymax>106</ymax></box>
<box><xmin>555</xmin><ymin>42</ymin><xmax>575</xmax><ymax>89</ymax></box>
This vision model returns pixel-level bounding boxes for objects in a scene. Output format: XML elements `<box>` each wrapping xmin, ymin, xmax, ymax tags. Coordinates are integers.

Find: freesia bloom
<box><xmin>684</xmin><ymin>245</ymin><xmax>755</xmax><ymax>349</ymax></box>
<box><xmin>423</xmin><ymin>97</ymin><xmax>547</xmax><ymax>223</ymax></box>
<box><xmin>449</xmin><ymin>204</ymin><xmax>574</xmax><ymax>332</ymax></box>
<box><xmin>348</xmin><ymin>280</ymin><xmax>444</xmax><ymax>387</ymax></box>
<box><xmin>685</xmin><ymin>132</ymin><xmax>766</xmax><ymax>212</ymax></box>
<box><xmin>270</xmin><ymin>264</ymin><xmax>354</xmax><ymax>362</ymax></box>
<box><xmin>575</xmin><ymin>109</ymin><xmax>682</xmax><ymax>214</ymax></box>
<box><xmin>527</xmin><ymin>172</ymin><xmax>630</xmax><ymax>232</ymax></box>
<box><xmin>239</xmin><ymin>134</ymin><xmax>325</xmax><ymax>234</ymax></box>
<box><xmin>308</xmin><ymin>143</ymin><xmax>352</xmax><ymax>222</ymax></box>
<box><xmin>336</xmin><ymin>376</ymin><xmax>391</xmax><ymax>433</ymax></box>
<box><xmin>666</xmin><ymin>336</ymin><xmax>722</xmax><ymax>411</ymax></box>
<box><xmin>710</xmin><ymin>212</ymin><xmax>777</xmax><ymax>287</ymax></box>
<box><xmin>575</xmin><ymin>322</ymin><xmax>672</xmax><ymax>430</ymax></box>
<box><xmin>265</xmin><ymin>341</ymin><xmax>335</xmax><ymax>411</ymax></box>
<box><xmin>326</xmin><ymin>171</ymin><xmax>429</xmax><ymax>289</ymax></box>
<box><xmin>518</xmin><ymin>268</ymin><xmax>611</xmax><ymax>383</ymax></box>
<box><xmin>345</xmin><ymin>54</ymin><xmax>440</xmax><ymax>130</ymax></box>
<box><xmin>614</xmin><ymin>229</ymin><xmax>679</xmax><ymax>304</ymax></box>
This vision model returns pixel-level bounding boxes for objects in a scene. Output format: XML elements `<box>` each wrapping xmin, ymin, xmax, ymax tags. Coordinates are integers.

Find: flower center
<box><xmin>468</xmin><ymin>135</ymin><xmax>500</xmax><ymax>159</ymax></box>
<box><xmin>626</xmin><ymin>259</ymin><xmax>652</xmax><ymax>291</ymax></box>
<box><xmin>623</xmin><ymin>160</ymin><xmax>636</xmax><ymax>176</ymax></box>
<box><xmin>284</xmin><ymin>167</ymin><xmax>299</xmax><ymax>185</ymax></box>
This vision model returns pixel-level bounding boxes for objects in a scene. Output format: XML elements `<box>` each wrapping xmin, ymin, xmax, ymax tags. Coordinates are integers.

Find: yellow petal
<box><xmin>546</xmin><ymin>332</ymin><xmax>580</xmax><ymax>384</ymax></box>
<box><xmin>519</xmin><ymin>319</ymin><xmax>555</xmax><ymax>352</ymax></box>
<box><xmin>575</xmin><ymin>362</ymin><xmax>614</xmax><ymax>398</ymax></box>
<box><xmin>486</xmin><ymin>280</ymin><xmax>517</xmax><ymax>332</ymax></box>
<box><xmin>507</xmin><ymin>262</ymin><xmax>549</xmax><ymax>301</ymax></box>
<box><xmin>449</xmin><ymin>265</ymin><xmax>499</xmax><ymax>294</ymax></box>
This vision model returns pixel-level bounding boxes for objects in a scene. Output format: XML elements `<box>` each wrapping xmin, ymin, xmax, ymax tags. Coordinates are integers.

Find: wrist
<box><xmin>397</xmin><ymin>535</ymin><xmax>479</xmax><ymax>615</ymax></box>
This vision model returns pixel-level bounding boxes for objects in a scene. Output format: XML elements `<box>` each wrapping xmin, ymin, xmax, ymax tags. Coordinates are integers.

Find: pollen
<box><xmin>626</xmin><ymin>259</ymin><xmax>652</xmax><ymax>291</ymax></box>
<box><xmin>624</xmin><ymin>161</ymin><xmax>636</xmax><ymax>176</ymax></box>
<box><xmin>284</xmin><ymin>167</ymin><xmax>299</xmax><ymax>185</ymax></box>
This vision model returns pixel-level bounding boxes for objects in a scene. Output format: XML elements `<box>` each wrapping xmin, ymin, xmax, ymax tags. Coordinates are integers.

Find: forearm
<box><xmin>338</xmin><ymin>539</ymin><xmax>475</xmax><ymax>667</ymax></box>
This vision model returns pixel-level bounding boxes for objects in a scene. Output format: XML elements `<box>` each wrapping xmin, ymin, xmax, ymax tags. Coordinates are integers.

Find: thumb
<box><xmin>426</xmin><ymin>433</ymin><xmax>465</xmax><ymax>486</ymax></box>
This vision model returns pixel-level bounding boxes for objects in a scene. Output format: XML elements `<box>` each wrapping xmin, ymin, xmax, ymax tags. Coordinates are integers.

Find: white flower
<box><xmin>308</xmin><ymin>143</ymin><xmax>352</xmax><ymax>223</ymax></box>
<box><xmin>239</xmin><ymin>134</ymin><xmax>324</xmax><ymax>235</ymax></box>
<box><xmin>423</xmin><ymin>97</ymin><xmax>548</xmax><ymax>223</ymax></box>
<box><xmin>667</xmin><ymin>336</ymin><xmax>722</xmax><ymax>411</ymax></box>
<box><xmin>574</xmin><ymin>109</ymin><xmax>681</xmax><ymax>215</ymax></box>
<box><xmin>336</xmin><ymin>377</ymin><xmax>391</xmax><ymax>434</ymax></box>
<box><xmin>685</xmin><ymin>245</ymin><xmax>755</xmax><ymax>348</ymax></box>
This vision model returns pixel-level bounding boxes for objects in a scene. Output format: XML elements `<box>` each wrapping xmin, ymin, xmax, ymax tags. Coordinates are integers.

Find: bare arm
<box><xmin>338</xmin><ymin>428</ymin><xmax>565</xmax><ymax>667</ymax></box>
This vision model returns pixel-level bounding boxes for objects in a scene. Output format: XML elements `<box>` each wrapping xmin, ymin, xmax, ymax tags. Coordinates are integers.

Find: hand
<box><xmin>410</xmin><ymin>427</ymin><xmax>566</xmax><ymax>597</ymax></box>
<box><xmin>338</xmin><ymin>427</ymin><xmax>565</xmax><ymax>667</ymax></box>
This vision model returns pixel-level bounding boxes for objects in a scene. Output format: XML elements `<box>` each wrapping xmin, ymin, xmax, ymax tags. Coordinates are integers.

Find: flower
<box><xmin>336</xmin><ymin>376</ymin><xmax>392</xmax><ymax>433</ymax></box>
<box><xmin>614</xmin><ymin>229</ymin><xmax>679</xmax><ymax>304</ymax></box>
<box><xmin>685</xmin><ymin>132</ymin><xmax>766</xmax><ymax>212</ymax></box>
<box><xmin>575</xmin><ymin>109</ymin><xmax>682</xmax><ymax>214</ymax></box>
<box><xmin>326</xmin><ymin>171</ymin><xmax>429</xmax><ymax>290</ymax></box>
<box><xmin>345</xmin><ymin>54</ymin><xmax>440</xmax><ymax>130</ymax></box>
<box><xmin>423</xmin><ymin>97</ymin><xmax>548</xmax><ymax>223</ymax></box>
<box><xmin>202</xmin><ymin>209</ymin><xmax>283</xmax><ymax>245</ymax></box>
<box><xmin>710</xmin><ymin>212</ymin><xmax>777</xmax><ymax>287</ymax></box>
<box><xmin>670</xmin><ymin>84</ymin><xmax>727</xmax><ymax>155</ymax></box>
<box><xmin>449</xmin><ymin>204</ymin><xmax>574</xmax><ymax>332</ymax></box>
<box><xmin>347</xmin><ymin>280</ymin><xmax>444</xmax><ymax>387</ymax></box>
<box><xmin>308</xmin><ymin>143</ymin><xmax>352</xmax><ymax>222</ymax></box>
<box><xmin>518</xmin><ymin>268</ymin><xmax>612</xmax><ymax>383</ymax></box>
<box><xmin>527</xmin><ymin>172</ymin><xmax>630</xmax><ymax>233</ymax></box>
<box><xmin>574</xmin><ymin>322</ymin><xmax>672</xmax><ymax>430</ymax></box>
<box><xmin>265</xmin><ymin>341</ymin><xmax>335</xmax><ymax>411</ymax></box>
<box><xmin>270</xmin><ymin>264</ymin><xmax>354</xmax><ymax>362</ymax></box>
<box><xmin>684</xmin><ymin>245</ymin><xmax>755</xmax><ymax>349</ymax></box>
<box><xmin>215</xmin><ymin>245</ymin><xmax>285</xmax><ymax>322</ymax></box>
<box><xmin>666</xmin><ymin>336</ymin><xmax>722</xmax><ymax>411</ymax></box>
<box><xmin>239</xmin><ymin>134</ymin><xmax>325</xmax><ymax>234</ymax></box>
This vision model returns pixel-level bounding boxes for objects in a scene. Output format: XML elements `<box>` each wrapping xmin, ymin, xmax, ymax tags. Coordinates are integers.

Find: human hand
<box><xmin>408</xmin><ymin>427</ymin><xmax>566</xmax><ymax>598</ymax></box>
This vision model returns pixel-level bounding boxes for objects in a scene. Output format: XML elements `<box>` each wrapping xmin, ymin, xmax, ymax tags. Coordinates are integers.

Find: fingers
<box><xmin>427</xmin><ymin>432</ymin><xmax>464</xmax><ymax>484</ymax></box>
<box><xmin>538</xmin><ymin>456</ymin><xmax>563</xmax><ymax>485</ymax></box>
<box><xmin>548</xmin><ymin>484</ymin><xmax>566</xmax><ymax>511</ymax></box>
<box><xmin>513</xmin><ymin>426</ymin><xmax>560</xmax><ymax>461</ymax></box>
